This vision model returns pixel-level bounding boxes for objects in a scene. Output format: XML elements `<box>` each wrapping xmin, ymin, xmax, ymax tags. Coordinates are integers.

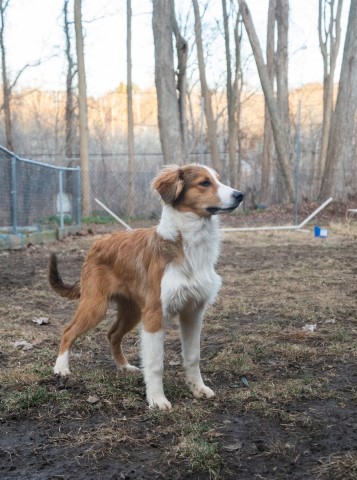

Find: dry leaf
<box><xmin>87</xmin><ymin>395</ymin><xmax>100</xmax><ymax>404</ymax></box>
<box><xmin>224</xmin><ymin>442</ymin><xmax>243</xmax><ymax>452</ymax></box>
<box><xmin>12</xmin><ymin>340</ymin><xmax>34</xmax><ymax>351</ymax></box>
<box><xmin>302</xmin><ymin>324</ymin><xmax>317</xmax><ymax>332</ymax></box>
<box><xmin>32</xmin><ymin>317</ymin><xmax>49</xmax><ymax>325</ymax></box>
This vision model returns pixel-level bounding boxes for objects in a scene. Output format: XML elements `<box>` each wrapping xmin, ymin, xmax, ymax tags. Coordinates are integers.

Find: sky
<box><xmin>6</xmin><ymin>0</ymin><xmax>349</xmax><ymax>97</ymax></box>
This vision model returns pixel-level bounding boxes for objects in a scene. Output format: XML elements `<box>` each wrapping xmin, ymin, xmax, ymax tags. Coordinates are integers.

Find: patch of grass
<box><xmin>81</xmin><ymin>213</ymin><xmax>116</xmax><ymax>224</ymax></box>
<box><xmin>170</xmin><ymin>422</ymin><xmax>221</xmax><ymax>479</ymax></box>
<box><xmin>331</xmin><ymin>327</ymin><xmax>352</xmax><ymax>342</ymax></box>
<box><xmin>45</xmin><ymin>214</ymin><xmax>73</xmax><ymax>226</ymax></box>
<box><xmin>81</xmin><ymin>368</ymin><xmax>145</xmax><ymax>410</ymax></box>
<box><xmin>265</xmin><ymin>439</ymin><xmax>297</xmax><ymax>460</ymax></box>
<box><xmin>0</xmin><ymin>385</ymin><xmax>55</xmax><ymax>414</ymax></box>
<box><xmin>50</xmin><ymin>417</ymin><xmax>133</xmax><ymax>461</ymax></box>
<box><xmin>315</xmin><ymin>451</ymin><xmax>357</xmax><ymax>479</ymax></box>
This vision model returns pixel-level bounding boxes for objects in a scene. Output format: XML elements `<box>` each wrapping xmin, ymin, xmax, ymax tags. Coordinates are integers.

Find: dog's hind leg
<box><xmin>54</xmin><ymin>295</ymin><xmax>108</xmax><ymax>376</ymax></box>
<box><xmin>108</xmin><ymin>297</ymin><xmax>141</xmax><ymax>371</ymax></box>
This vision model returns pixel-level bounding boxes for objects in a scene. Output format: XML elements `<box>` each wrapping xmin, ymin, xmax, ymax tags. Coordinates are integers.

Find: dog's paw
<box><xmin>147</xmin><ymin>395</ymin><xmax>172</xmax><ymax>411</ymax></box>
<box><xmin>53</xmin><ymin>365</ymin><xmax>71</xmax><ymax>376</ymax></box>
<box><xmin>54</xmin><ymin>352</ymin><xmax>70</xmax><ymax>376</ymax></box>
<box><xmin>118</xmin><ymin>364</ymin><xmax>141</xmax><ymax>373</ymax></box>
<box><xmin>190</xmin><ymin>383</ymin><xmax>215</xmax><ymax>399</ymax></box>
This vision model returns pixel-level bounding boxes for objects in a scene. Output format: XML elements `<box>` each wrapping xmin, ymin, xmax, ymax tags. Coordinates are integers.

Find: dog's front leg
<box><xmin>141</xmin><ymin>325</ymin><xmax>171</xmax><ymax>411</ymax></box>
<box><xmin>179</xmin><ymin>305</ymin><xmax>215</xmax><ymax>399</ymax></box>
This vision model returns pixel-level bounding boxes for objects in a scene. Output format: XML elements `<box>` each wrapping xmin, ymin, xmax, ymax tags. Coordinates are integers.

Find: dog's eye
<box><xmin>199</xmin><ymin>180</ymin><xmax>211</xmax><ymax>187</ymax></box>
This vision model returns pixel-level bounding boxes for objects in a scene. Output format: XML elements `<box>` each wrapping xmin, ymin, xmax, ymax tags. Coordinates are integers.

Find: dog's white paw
<box><xmin>119</xmin><ymin>363</ymin><xmax>141</xmax><ymax>372</ymax></box>
<box><xmin>190</xmin><ymin>383</ymin><xmax>215</xmax><ymax>399</ymax></box>
<box><xmin>53</xmin><ymin>365</ymin><xmax>71</xmax><ymax>376</ymax></box>
<box><xmin>147</xmin><ymin>395</ymin><xmax>172</xmax><ymax>411</ymax></box>
<box><xmin>54</xmin><ymin>352</ymin><xmax>71</xmax><ymax>376</ymax></box>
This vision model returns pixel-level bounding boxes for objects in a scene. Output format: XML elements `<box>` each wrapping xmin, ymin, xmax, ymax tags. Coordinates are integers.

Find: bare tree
<box><xmin>192</xmin><ymin>0</ymin><xmax>220</xmax><ymax>172</ymax></box>
<box><xmin>0</xmin><ymin>0</ymin><xmax>13</xmax><ymax>150</ymax></box>
<box><xmin>234</xmin><ymin>9</ymin><xmax>244</xmax><ymax>183</ymax></box>
<box><xmin>127</xmin><ymin>0</ymin><xmax>134</xmax><ymax>216</ymax></box>
<box><xmin>152</xmin><ymin>0</ymin><xmax>184</xmax><ymax>165</ymax></box>
<box><xmin>318</xmin><ymin>0</ymin><xmax>343</xmax><ymax>184</ymax></box>
<box><xmin>63</xmin><ymin>0</ymin><xmax>75</xmax><ymax>161</ymax></box>
<box><xmin>320</xmin><ymin>0</ymin><xmax>357</xmax><ymax>199</ymax></box>
<box><xmin>74</xmin><ymin>0</ymin><xmax>91</xmax><ymax>215</ymax></box>
<box><xmin>260</xmin><ymin>0</ymin><xmax>276</xmax><ymax>205</ymax></box>
<box><xmin>237</xmin><ymin>0</ymin><xmax>295</xmax><ymax>201</ymax></box>
<box><xmin>222</xmin><ymin>0</ymin><xmax>242</xmax><ymax>185</ymax></box>
<box><xmin>171</xmin><ymin>0</ymin><xmax>189</xmax><ymax>161</ymax></box>
<box><xmin>275</xmin><ymin>0</ymin><xmax>290</xmax><ymax>201</ymax></box>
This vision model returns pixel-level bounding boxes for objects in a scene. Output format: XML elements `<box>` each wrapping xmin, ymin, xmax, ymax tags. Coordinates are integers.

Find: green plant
<box><xmin>0</xmin><ymin>385</ymin><xmax>54</xmax><ymax>414</ymax></box>
<box><xmin>81</xmin><ymin>213</ymin><xmax>116</xmax><ymax>224</ymax></box>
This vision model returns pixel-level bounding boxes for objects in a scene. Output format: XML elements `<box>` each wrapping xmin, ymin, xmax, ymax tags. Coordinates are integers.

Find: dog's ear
<box><xmin>151</xmin><ymin>165</ymin><xmax>184</xmax><ymax>204</ymax></box>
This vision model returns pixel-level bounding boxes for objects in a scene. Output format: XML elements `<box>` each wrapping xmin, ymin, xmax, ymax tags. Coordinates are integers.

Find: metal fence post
<box><xmin>76</xmin><ymin>167</ymin><xmax>81</xmax><ymax>226</ymax></box>
<box><xmin>58</xmin><ymin>169</ymin><xmax>64</xmax><ymax>230</ymax></box>
<box><xmin>11</xmin><ymin>155</ymin><xmax>17</xmax><ymax>234</ymax></box>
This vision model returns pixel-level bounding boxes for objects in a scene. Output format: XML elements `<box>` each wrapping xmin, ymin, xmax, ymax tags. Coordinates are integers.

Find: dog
<box><xmin>49</xmin><ymin>164</ymin><xmax>244</xmax><ymax>410</ymax></box>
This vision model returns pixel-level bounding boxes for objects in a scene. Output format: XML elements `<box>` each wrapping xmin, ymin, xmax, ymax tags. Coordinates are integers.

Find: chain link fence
<box><xmin>0</xmin><ymin>147</ymin><xmax>81</xmax><ymax>235</ymax></box>
<box><xmin>2</xmin><ymin>146</ymin><xmax>356</xmax><ymax>240</ymax></box>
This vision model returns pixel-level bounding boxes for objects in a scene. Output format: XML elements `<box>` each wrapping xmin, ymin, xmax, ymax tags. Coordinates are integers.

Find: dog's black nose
<box><xmin>233</xmin><ymin>190</ymin><xmax>244</xmax><ymax>203</ymax></box>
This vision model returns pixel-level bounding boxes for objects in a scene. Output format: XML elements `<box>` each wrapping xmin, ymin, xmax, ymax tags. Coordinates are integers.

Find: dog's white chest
<box><xmin>159</xmin><ymin>221</ymin><xmax>222</xmax><ymax>316</ymax></box>
<box><xmin>161</xmin><ymin>259</ymin><xmax>221</xmax><ymax>316</ymax></box>
<box><xmin>157</xmin><ymin>207</ymin><xmax>222</xmax><ymax>317</ymax></box>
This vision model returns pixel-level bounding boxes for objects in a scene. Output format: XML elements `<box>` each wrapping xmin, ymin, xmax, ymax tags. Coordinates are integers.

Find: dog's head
<box><xmin>151</xmin><ymin>164</ymin><xmax>244</xmax><ymax>217</ymax></box>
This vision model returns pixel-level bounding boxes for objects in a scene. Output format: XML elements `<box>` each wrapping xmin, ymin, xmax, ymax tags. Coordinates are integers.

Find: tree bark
<box><xmin>63</xmin><ymin>0</ymin><xmax>75</xmax><ymax>160</ymax></box>
<box><xmin>127</xmin><ymin>0</ymin><xmax>134</xmax><ymax>217</ymax></box>
<box><xmin>0</xmin><ymin>0</ymin><xmax>13</xmax><ymax>151</ymax></box>
<box><xmin>320</xmin><ymin>0</ymin><xmax>357</xmax><ymax>199</ymax></box>
<box><xmin>171</xmin><ymin>0</ymin><xmax>189</xmax><ymax>161</ymax></box>
<box><xmin>234</xmin><ymin>11</ymin><xmax>243</xmax><ymax>185</ymax></box>
<box><xmin>275</xmin><ymin>0</ymin><xmax>290</xmax><ymax>202</ymax></box>
<box><xmin>74</xmin><ymin>0</ymin><xmax>91</xmax><ymax>216</ymax></box>
<box><xmin>152</xmin><ymin>0</ymin><xmax>184</xmax><ymax>165</ymax></box>
<box><xmin>238</xmin><ymin>0</ymin><xmax>295</xmax><ymax>201</ymax></box>
<box><xmin>318</xmin><ymin>0</ymin><xmax>343</xmax><ymax>186</ymax></box>
<box><xmin>260</xmin><ymin>0</ymin><xmax>276</xmax><ymax>205</ymax></box>
<box><xmin>222</xmin><ymin>0</ymin><xmax>240</xmax><ymax>185</ymax></box>
<box><xmin>192</xmin><ymin>0</ymin><xmax>221</xmax><ymax>172</ymax></box>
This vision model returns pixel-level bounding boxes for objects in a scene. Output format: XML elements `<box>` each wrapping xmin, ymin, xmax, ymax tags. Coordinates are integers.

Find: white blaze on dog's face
<box><xmin>152</xmin><ymin>164</ymin><xmax>244</xmax><ymax>217</ymax></box>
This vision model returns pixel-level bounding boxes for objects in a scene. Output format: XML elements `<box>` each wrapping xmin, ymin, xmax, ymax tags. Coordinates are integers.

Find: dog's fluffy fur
<box><xmin>50</xmin><ymin>164</ymin><xmax>243</xmax><ymax>410</ymax></box>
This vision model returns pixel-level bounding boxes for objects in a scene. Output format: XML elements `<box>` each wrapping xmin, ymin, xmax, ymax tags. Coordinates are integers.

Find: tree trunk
<box><xmin>192</xmin><ymin>0</ymin><xmax>220</xmax><ymax>172</ymax></box>
<box><xmin>171</xmin><ymin>0</ymin><xmax>189</xmax><ymax>161</ymax></box>
<box><xmin>152</xmin><ymin>0</ymin><xmax>184</xmax><ymax>165</ymax></box>
<box><xmin>222</xmin><ymin>0</ymin><xmax>239</xmax><ymax>186</ymax></box>
<box><xmin>238</xmin><ymin>0</ymin><xmax>295</xmax><ymax>201</ymax></box>
<box><xmin>0</xmin><ymin>0</ymin><xmax>13</xmax><ymax>151</ymax></box>
<box><xmin>63</xmin><ymin>0</ymin><xmax>75</xmax><ymax>161</ymax></box>
<box><xmin>234</xmin><ymin>12</ymin><xmax>243</xmax><ymax>185</ymax></box>
<box><xmin>317</xmin><ymin>0</ymin><xmax>343</xmax><ymax>186</ymax></box>
<box><xmin>127</xmin><ymin>0</ymin><xmax>134</xmax><ymax>217</ymax></box>
<box><xmin>275</xmin><ymin>0</ymin><xmax>290</xmax><ymax>202</ymax></box>
<box><xmin>260</xmin><ymin>0</ymin><xmax>276</xmax><ymax>205</ymax></box>
<box><xmin>74</xmin><ymin>0</ymin><xmax>91</xmax><ymax>216</ymax></box>
<box><xmin>320</xmin><ymin>0</ymin><xmax>357</xmax><ymax>199</ymax></box>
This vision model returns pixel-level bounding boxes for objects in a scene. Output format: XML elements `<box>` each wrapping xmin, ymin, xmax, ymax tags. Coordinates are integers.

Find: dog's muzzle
<box><xmin>207</xmin><ymin>190</ymin><xmax>244</xmax><ymax>214</ymax></box>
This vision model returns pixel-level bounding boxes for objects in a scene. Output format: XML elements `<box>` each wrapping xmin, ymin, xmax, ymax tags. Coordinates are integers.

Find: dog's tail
<box><xmin>49</xmin><ymin>253</ymin><xmax>81</xmax><ymax>300</ymax></box>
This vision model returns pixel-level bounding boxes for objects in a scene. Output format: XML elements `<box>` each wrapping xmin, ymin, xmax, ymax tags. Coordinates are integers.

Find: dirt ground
<box><xmin>0</xmin><ymin>210</ymin><xmax>356</xmax><ymax>479</ymax></box>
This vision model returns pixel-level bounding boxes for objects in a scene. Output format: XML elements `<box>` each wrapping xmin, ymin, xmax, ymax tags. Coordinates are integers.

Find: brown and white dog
<box><xmin>49</xmin><ymin>164</ymin><xmax>244</xmax><ymax>410</ymax></box>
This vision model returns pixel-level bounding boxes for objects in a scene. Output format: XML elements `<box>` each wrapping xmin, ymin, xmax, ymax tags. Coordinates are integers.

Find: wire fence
<box><xmin>1</xmin><ymin>146</ymin><xmax>356</xmax><ymax>236</ymax></box>
<box><xmin>0</xmin><ymin>147</ymin><xmax>81</xmax><ymax>234</ymax></box>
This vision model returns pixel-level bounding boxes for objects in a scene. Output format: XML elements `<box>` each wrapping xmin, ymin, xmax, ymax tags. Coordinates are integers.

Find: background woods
<box><xmin>0</xmin><ymin>0</ymin><xmax>356</xmax><ymax>216</ymax></box>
